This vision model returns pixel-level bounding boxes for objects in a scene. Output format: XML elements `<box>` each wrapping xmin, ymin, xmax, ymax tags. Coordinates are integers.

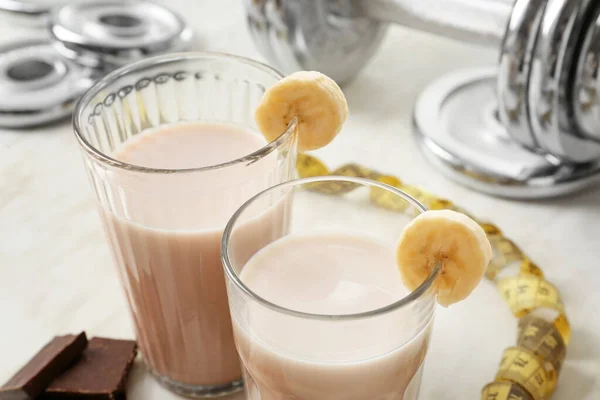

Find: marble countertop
<box><xmin>1</xmin><ymin>1</ymin><xmax>598</xmax><ymax>399</ymax></box>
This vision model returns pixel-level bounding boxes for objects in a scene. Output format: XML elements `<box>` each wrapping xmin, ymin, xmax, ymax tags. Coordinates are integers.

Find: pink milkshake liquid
<box><xmin>74</xmin><ymin>54</ymin><xmax>298</xmax><ymax>397</ymax></box>
<box><xmin>223</xmin><ymin>177</ymin><xmax>439</xmax><ymax>400</ymax></box>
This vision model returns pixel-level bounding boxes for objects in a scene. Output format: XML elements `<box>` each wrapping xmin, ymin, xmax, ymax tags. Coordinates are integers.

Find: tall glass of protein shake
<box><xmin>73</xmin><ymin>53</ymin><xmax>298</xmax><ymax>398</ymax></box>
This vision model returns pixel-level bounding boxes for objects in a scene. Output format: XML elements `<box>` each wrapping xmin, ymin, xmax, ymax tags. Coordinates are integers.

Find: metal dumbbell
<box><xmin>246</xmin><ymin>0</ymin><xmax>600</xmax><ymax>199</ymax></box>
<box><xmin>246</xmin><ymin>0</ymin><xmax>513</xmax><ymax>84</ymax></box>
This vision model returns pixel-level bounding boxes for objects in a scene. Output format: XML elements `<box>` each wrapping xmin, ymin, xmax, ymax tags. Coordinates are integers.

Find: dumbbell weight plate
<box><xmin>414</xmin><ymin>67</ymin><xmax>600</xmax><ymax>199</ymax></box>
<box><xmin>0</xmin><ymin>0</ymin><xmax>65</xmax><ymax>27</ymax></box>
<box><xmin>49</xmin><ymin>1</ymin><xmax>194</xmax><ymax>71</ymax></box>
<box><xmin>0</xmin><ymin>39</ymin><xmax>100</xmax><ymax>128</ymax></box>
<box><xmin>244</xmin><ymin>0</ymin><xmax>387</xmax><ymax>85</ymax></box>
<box><xmin>497</xmin><ymin>0</ymin><xmax>548</xmax><ymax>151</ymax></box>
<box><xmin>527</xmin><ymin>0</ymin><xmax>600</xmax><ymax>162</ymax></box>
<box><xmin>572</xmin><ymin>2</ymin><xmax>600</xmax><ymax>144</ymax></box>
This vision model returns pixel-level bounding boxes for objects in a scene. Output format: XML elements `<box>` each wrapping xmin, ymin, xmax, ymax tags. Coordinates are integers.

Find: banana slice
<box><xmin>255</xmin><ymin>71</ymin><xmax>348</xmax><ymax>152</ymax></box>
<box><xmin>396</xmin><ymin>210</ymin><xmax>493</xmax><ymax>307</ymax></box>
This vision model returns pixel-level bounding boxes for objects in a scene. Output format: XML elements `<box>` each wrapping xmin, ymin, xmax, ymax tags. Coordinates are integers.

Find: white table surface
<box><xmin>1</xmin><ymin>1</ymin><xmax>599</xmax><ymax>399</ymax></box>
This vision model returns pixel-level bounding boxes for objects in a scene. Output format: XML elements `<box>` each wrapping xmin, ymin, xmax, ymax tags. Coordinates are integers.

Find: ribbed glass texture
<box><xmin>222</xmin><ymin>177</ymin><xmax>437</xmax><ymax>400</ymax></box>
<box><xmin>73</xmin><ymin>53</ymin><xmax>298</xmax><ymax>398</ymax></box>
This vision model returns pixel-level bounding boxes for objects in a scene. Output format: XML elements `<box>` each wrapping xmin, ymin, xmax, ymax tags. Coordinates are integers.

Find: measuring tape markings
<box><xmin>518</xmin><ymin>315</ymin><xmax>567</xmax><ymax>372</ymax></box>
<box><xmin>482</xmin><ymin>381</ymin><xmax>535</xmax><ymax>400</ymax></box>
<box><xmin>495</xmin><ymin>346</ymin><xmax>554</xmax><ymax>400</ymax></box>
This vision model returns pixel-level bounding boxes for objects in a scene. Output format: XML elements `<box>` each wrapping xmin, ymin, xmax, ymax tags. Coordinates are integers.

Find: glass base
<box><xmin>148</xmin><ymin>366</ymin><xmax>244</xmax><ymax>398</ymax></box>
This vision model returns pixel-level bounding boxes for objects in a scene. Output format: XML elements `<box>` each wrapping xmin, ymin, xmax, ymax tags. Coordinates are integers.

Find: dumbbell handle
<box><xmin>364</xmin><ymin>0</ymin><xmax>513</xmax><ymax>47</ymax></box>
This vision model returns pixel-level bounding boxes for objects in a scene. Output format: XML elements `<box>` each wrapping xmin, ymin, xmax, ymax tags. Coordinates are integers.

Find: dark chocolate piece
<box><xmin>0</xmin><ymin>332</ymin><xmax>88</xmax><ymax>400</ymax></box>
<box><xmin>40</xmin><ymin>337</ymin><xmax>137</xmax><ymax>399</ymax></box>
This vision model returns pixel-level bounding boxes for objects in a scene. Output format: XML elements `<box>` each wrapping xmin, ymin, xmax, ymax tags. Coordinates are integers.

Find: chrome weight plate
<box><xmin>245</xmin><ymin>0</ymin><xmax>387</xmax><ymax>85</ymax></box>
<box><xmin>50</xmin><ymin>1</ymin><xmax>193</xmax><ymax>70</ymax></box>
<box><xmin>0</xmin><ymin>39</ymin><xmax>100</xmax><ymax>128</ymax></box>
<box><xmin>0</xmin><ymin>0</ymin><xmax>65</xmax><ymax>27</ymax></box>
<box><xmin>573</xmin><ymin>2</ymin><xmax>600</xmax><ymax>144</ymax></box>
<box><xmin>414</xmin><ymin>68</ymin><xmax>600</xmax><ymax>199</ymax></box>
<box><xmin>527</xmin><ymin>0</ymin><xmax>600</xmax><ymax>162</ymax></box>
<box><xmin>497</xmin><ymin>0</ymin><xmax>548</xmax><ymax>151</ymax></box>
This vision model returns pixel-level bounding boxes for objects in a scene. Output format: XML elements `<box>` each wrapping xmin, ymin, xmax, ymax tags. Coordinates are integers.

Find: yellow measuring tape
<box><xmin>296</xmin><ymin>154</ymin><xmax>570</xmax><ymax>400</ymax></box>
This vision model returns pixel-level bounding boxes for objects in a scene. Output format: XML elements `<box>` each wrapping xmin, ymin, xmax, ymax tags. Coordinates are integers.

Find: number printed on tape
<box><xmin>497</xmin><ymin>275</ymin><xmax>564</xmax><ymax>317</ymax></box>
<box><xmin>482</xmin><ymin>381</ymin><xmax>534</xmax><ymax>400</ymax></box>
<box><xmin>495</xmin><ymin>347</ymin><xmax>553</xmax><ymax>400</ymax></box>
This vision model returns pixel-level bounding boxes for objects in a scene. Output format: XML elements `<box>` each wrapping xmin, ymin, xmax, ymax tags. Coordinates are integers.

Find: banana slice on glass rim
<box><xmin>255</xmin><ymin>71</ymin><xmax>348</xmax><ymax>152</ymax></box>
<box><xmin>397</xmin><ymin>210</ymin><xmax>493</xmax><ymax>307</ymax></box>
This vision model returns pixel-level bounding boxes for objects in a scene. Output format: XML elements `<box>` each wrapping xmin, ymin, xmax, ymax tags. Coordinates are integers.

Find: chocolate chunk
<box><xmin>0</xmin><ymin>332</ymin><xmax>88</xmax><ymax>400</ymax></box>
<box><xmin>40</xmin><ymin>337</ymin><xmax>137</xmax><ymax>399</ymax></box>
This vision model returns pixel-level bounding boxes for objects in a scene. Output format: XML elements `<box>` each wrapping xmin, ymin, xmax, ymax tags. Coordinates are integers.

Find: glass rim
<box><xmin>222</xmin><ymin>176</ymin><xmax>441</xmax><ymax>321</ymax></box>
<box><xmin>72</xmin><ymin>51</ymin><xmax>297</xmax><ymax>174</ymax></box>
